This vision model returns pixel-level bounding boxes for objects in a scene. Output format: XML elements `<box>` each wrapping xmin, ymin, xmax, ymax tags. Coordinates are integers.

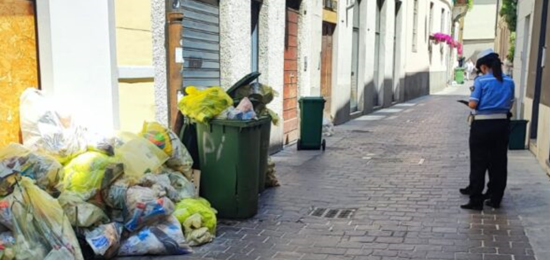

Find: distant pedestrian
<box><xmin>465</xmin><ymin>59</ymin><xmax>475</xmax><ymax>80</ymax></box>
<box><xmin>460</xmin><ymin>49</ymin><xmax>514</xmax><ymax>211</ymax></box>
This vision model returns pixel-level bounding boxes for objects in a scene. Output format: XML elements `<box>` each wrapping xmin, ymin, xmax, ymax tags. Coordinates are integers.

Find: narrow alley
<box><xmin>178</xmin><ymin>85</ymin><xmax>550</xmax><ymax>260</ymax></box>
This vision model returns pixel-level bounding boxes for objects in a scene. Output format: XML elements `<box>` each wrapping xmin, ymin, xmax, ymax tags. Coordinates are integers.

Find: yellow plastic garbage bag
<box><xmin>60</xmin><ymin>152</ymin><xmax>117</xmax><ymax>193</ymax></box>
<box><xmin>58</xmin><ymin>190</ymin><xmax>109</xmax><ymax>228</ymax></box>
<box><xmin>173</xmin><ymin>198</ymin><xmax>217</xmax><ymax>235</ymax></box>
<box><xmin>115</xmin><ymin>133</ymin><xmax>169</xmax><ymax>180</ymax></box>
<box><xmin>0</xmin><ymin>143</ymin><xmax>63</xmax><ymax>195</ymax></box>
<box><xmin>10</xmin><ymin>177</ymin><xmax>83</xmax><ymax>260</ymax></box>
<box><xmin>178</xmin><ymin>86</ymin><xmax>233</xmax><ymax>124</ymax></box>
<box><xmin>140</xmin><ymin>122</ymin><xmax>194</xmax><ymax>176</ymax></box>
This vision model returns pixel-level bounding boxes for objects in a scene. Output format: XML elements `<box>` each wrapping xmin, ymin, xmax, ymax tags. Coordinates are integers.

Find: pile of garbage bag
<box><xmin>177</xmin><ymin>73</ymin><xmax>280</xmax><ymax>125</ymax></box>
<box><xmin>0</xmin><ymin>89</ymin><xmax>218</xmax><ymax>259</ymax></box>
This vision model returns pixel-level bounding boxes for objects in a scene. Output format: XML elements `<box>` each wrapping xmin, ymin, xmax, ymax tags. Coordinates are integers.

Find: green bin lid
<box><xmin>226</xmin><ymin>72</ymin><xmax>261</xmax><ymax>98</ymax></box>
<box><xmin>209</xmin><ymin>117</ymin><xmax>268</xmax><ymax>128</ymax></box>
<box><xmin>299</xmin><ymin>97</ymin><xmax>326</xmax><ymax>103</ymax></box>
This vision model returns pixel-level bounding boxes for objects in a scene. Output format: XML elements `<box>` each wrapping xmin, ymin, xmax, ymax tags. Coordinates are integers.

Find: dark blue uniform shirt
<box><xmin>469</xmin><ymin>73</ymin><xmax>515</xmax><ymax>115</ymax></box>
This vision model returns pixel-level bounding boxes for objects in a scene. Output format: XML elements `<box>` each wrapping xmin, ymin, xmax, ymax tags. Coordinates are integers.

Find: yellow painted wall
<box><xmin>115</xmin><ymin>0</ymin><xmax>156</xmax><ymax>132</ymax></box>
<box><xmin>115</xmin><ymin>0</ymin><xmax>153</xmax><ymax>66</ymax></box>
<box><xmin>0</xmin><ymin>1</ymin><xmax>38</xmax><ymax>147</ymax></box>
<box><xmin>523</xmin><ymin>97</ymin><xmax>550</xmax><ymax>174</ymax></box>
<box><xmin>118</xmin><ymin>82</ymin><xmax>156</xmax><ymax>132</ymax></box>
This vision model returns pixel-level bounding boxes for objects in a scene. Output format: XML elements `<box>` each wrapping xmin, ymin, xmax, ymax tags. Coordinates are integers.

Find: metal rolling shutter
<box><xmin>181</xmin><ymin>0</ymin><xmax>220</xmax><ymax>87</ymax></box>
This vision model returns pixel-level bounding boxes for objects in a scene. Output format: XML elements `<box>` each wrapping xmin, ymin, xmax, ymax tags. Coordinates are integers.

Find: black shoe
<box><xmin>485</xmin><ymin>200</ymin><xmax>501</xmax><ymax>209</ymax></box>
<box><xmin>460</xmin><ymin>201</ymin><xmax>483</xmax><ymax>211</ymax></box>
<box><xmin>459</xmin><ymin>187</ymin><xmax>471</xmax><ymax>195</ymax></box>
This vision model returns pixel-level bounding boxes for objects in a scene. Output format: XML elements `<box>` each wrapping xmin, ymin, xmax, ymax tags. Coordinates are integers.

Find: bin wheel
<box><xmin>321</xmin><ymin>139</ymin><xmax>326</xmax><ymax>151</ymax></box>
<box><xmin>297</xmin><ymin>139</ymin><xmax>302</xmax><ymax>151</ymax></box>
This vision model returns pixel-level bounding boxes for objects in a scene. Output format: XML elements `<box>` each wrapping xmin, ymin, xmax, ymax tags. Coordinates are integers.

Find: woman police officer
<box><xmin>460</xmin><ymin>49</ymin><xmax>515</xmax><ymax>211</ymax></box>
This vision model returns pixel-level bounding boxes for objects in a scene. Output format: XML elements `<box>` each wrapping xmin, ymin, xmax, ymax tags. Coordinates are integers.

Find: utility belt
<box><xmin>468</xmin><ymin>113</ymin><xmax>508</xmax><ymax>125</ymax></box>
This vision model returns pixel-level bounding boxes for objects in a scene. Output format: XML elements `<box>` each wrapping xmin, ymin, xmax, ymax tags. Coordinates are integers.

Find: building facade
<box><xmin>515</xmin><ymin>0</ymin><xmax>550</xmax><ymax>174</ymax></box>
<box><xmin>0</xmin><ymin>0</ymin><xmax>457</xmax><ymax>153</ymax></box>
<box><xmin>462</xmin><ymin>0</ymin><xmax>498</xmax><ymax>61</ymax></box>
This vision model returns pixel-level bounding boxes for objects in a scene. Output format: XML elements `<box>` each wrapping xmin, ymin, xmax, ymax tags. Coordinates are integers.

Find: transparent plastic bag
<box><xmin>322</xmin><ymin>114</ymin><xmax>334</xmax><ymax>137</ymax></box>
<box><xmin>0</xmin><ymin>197</ymin><xmax>14</xmax><ymax>231</ymax></box>
<box><xmin>118</xmin><ymin>216</ymin><xmax>191</xmax><ymax>256</ymax></box>
<box><xmin>139</xmin><ymin>170</ymin><xmax>194</xmax><ymax>202</ymax></box>
<box><xmin>60</xmin><ymin>152</ymin><xmax>117</xmax><ymax>193</ymax></box>
<box><xmin>85</xmin><ymin>222</ymin><xmax>122</xmax><ymax>258</ymax></box>
<box><xmin>140</xmin><ymin>122</ymin><xmax>193</xmax><ymax>175</ymax></box>
<box><xmin>10</xmin><ymin>177</ymin><xmax>83</xmax><ymax>260</ymax></box>
<box><xmin>19</xmin><ymin>88</ymin><xmax>87</xmax><ymax>164</ymax></box>
<box><xmin>58</xmin><ymin>190</ymin><xmax>109</xmax><ymax>228</ymax></box>
<box><xmin>102</xmin><ymin>177</ymin><xmax>130</xmax><ymax>211</ymax></box>
<box><xmin>173</xmin><ymin>198</ymin><xmax>217</xmax><ymax>235</ymax></box>
<box><xmin>0</xmin><ymin>231</ymin><xmax>15</xmax><ymax>260</ymax></box>
<box><xmin>228</xmin><ymin>97</ymin><xmax>257</xmax><ymax>120</ymax></box>
<box><xmin>115</xmin><ymin>133</ymin><xmax>169</xmax><ymax>181</ymax></box>
<box><xmin>178</xmin><ymin>86</ymin><xmax>233</xmax><ymax>124</ymax></box>
<box><xmin>124</xmin><ymin>186</ymin><xmax>175</xmax><ymax>232</ymax></box>
<box><xmin>0</xmin><ymin>143</ymin><xmax>63</xmax><ymax>195</ymax></box>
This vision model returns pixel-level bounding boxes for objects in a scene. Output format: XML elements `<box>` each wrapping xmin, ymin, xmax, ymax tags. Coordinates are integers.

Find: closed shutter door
<box><xmin>181</xmin><ymin>0</ymin><xmax>220</xmax><ymax>87</ymax></box>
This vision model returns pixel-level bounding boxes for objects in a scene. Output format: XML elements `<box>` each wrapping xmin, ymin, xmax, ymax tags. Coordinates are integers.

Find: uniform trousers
<box><xmin>469</xmin><ymin>119</ymin><xmax>509</xmax><ymax>204</ymax></box>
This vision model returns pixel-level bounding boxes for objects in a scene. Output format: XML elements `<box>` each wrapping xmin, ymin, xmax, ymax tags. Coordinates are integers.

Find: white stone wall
<box><xmin>297</xmin><ymin>0</ymin><xmax>322</xmax><ymax>97</ymax></box>
<box><xmin>220</xmin><ymin>0</ymin><xmax>251</xmax><ymax>89</ymax></box>
<box><xmin>259</xmin><ymin>0</ymin><xmax>286</xmax><ymax>150</ymax></box>
<box><xmin>359</xmin><ymin>0</ymin><xmax>377</xmax><ymax>111</ymax></box>
<box><xmin>330</xmin><ymin>0</ymin><xmax>355</xmax><ymax>117</ymax></box>
<box><xmin>152</xmin><ymin>0</ymin><xmax>168</xmax><ymax>126</ymax></box>
<box><xmin>36</xmin><ymin>0</ymin><xmax>120</xmax><ymax>133</ymax></box>
<box><xmin>404</xmin><ymin>0</ymin><xmax>453</xmax><ymax>74</ymax></box>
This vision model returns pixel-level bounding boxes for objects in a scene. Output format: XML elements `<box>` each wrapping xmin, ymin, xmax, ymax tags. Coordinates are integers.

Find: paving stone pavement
<box><xmin>122</xmin><ymin>85</ymin><xmax>550</xmax><ymax>260</ymax></box>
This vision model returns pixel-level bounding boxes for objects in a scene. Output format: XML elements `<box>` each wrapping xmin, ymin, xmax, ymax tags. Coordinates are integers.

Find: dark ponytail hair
<box><xmin>491</xmin><ymin>58</ymin><xmax>504</xmax><ymax>82</ymax></box>
<box><xmin>476</xmin><ymin>53</ymin><xmax>504</xmax><ymax>82</ymax></box>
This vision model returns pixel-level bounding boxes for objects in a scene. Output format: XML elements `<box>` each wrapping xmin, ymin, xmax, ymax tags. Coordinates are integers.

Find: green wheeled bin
<box><xmin>197</xmin><ymin>119</ymin><xmax>265</xmax><ymax>219</ymax></box>
<box><xmin>297</xmin><ymin>97</ymin><xmax>326</xmax><ymax>151</ymax></box>
<box><xmin>509</xmin><ymin>120</ymin><xmax>529</xmax><ymax>150</ymax></box>
<box><xmin>258</xmin><ymin>116</ymin><xmax>272</xmax><ymax>193</ymax></box>
<box><xmin>454</xmin><ymin>68</ymin><xmax>465</xmax><ymax>84</ymax></box>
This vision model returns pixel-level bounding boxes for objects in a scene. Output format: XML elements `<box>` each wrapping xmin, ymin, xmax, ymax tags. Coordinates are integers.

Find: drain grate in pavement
<box><xmin>308</xmin><ymin>207</ymin><xmax>357</xmax><ymax>219</ymax></box>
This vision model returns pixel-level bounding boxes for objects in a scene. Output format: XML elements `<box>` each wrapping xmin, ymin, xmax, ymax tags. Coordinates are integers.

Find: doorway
<box><xmin>392</xmin><ymin>1</ymin><xmax>402</xmax><ymax>102</ymax></box>
<box><xmin>283</xmin><ymin>7</ymin><xmax>300</xmax><ymax>144</ymax></box>
<box><xmin>518</xmin><ymin>14</ymin><xmax>531</xmax><ymax>119</ymax></box>
<box><xmin>531</xmin><ymin>0</ymin><xmax>549</xmax><ymax>141</ymax></box>
<box><xmin>373</xmin><ymin>0</ymin><xmax>384</xmax><ymax>108</ymax></box>
<box><xmin>321</xmin><ymin>22</ymin><xmax>335</xmax><ymax>115</ymax></box>
<box><xmin>350</xmin><ymin>1</ymin><xmax>361</xmax><ymax>113</ymax></box>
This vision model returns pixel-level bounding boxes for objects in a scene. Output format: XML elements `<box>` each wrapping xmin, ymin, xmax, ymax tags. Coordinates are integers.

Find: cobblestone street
<box><xmin>131</xmin><ymin>85</ymin><xmax>550</xmax><ymax>260</ymax></box>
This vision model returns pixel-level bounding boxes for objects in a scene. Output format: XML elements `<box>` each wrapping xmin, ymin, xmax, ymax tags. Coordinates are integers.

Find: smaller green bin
<box><xmin>455</xmin><ymin>68</ymin><xmax>465</xmax><ymax>84</ymax></box>
<box><xmin>298</xmin><ymin>97</ymin><xmax>326</xmax><ymax>151</ymax></box>
<box><xmin>197</xmin><ymin>119</ymin><xmax>264</xmax><ymax>219</ymax></box>
<box><xmin>258</xmin><ymin>116</ymin><xmax>272</xmax><ymax>193</ymax></box>
<box><xmin>509</xmin><ymin>120</ymin><xmax>529</xmax><ymax>150</ymax></box>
